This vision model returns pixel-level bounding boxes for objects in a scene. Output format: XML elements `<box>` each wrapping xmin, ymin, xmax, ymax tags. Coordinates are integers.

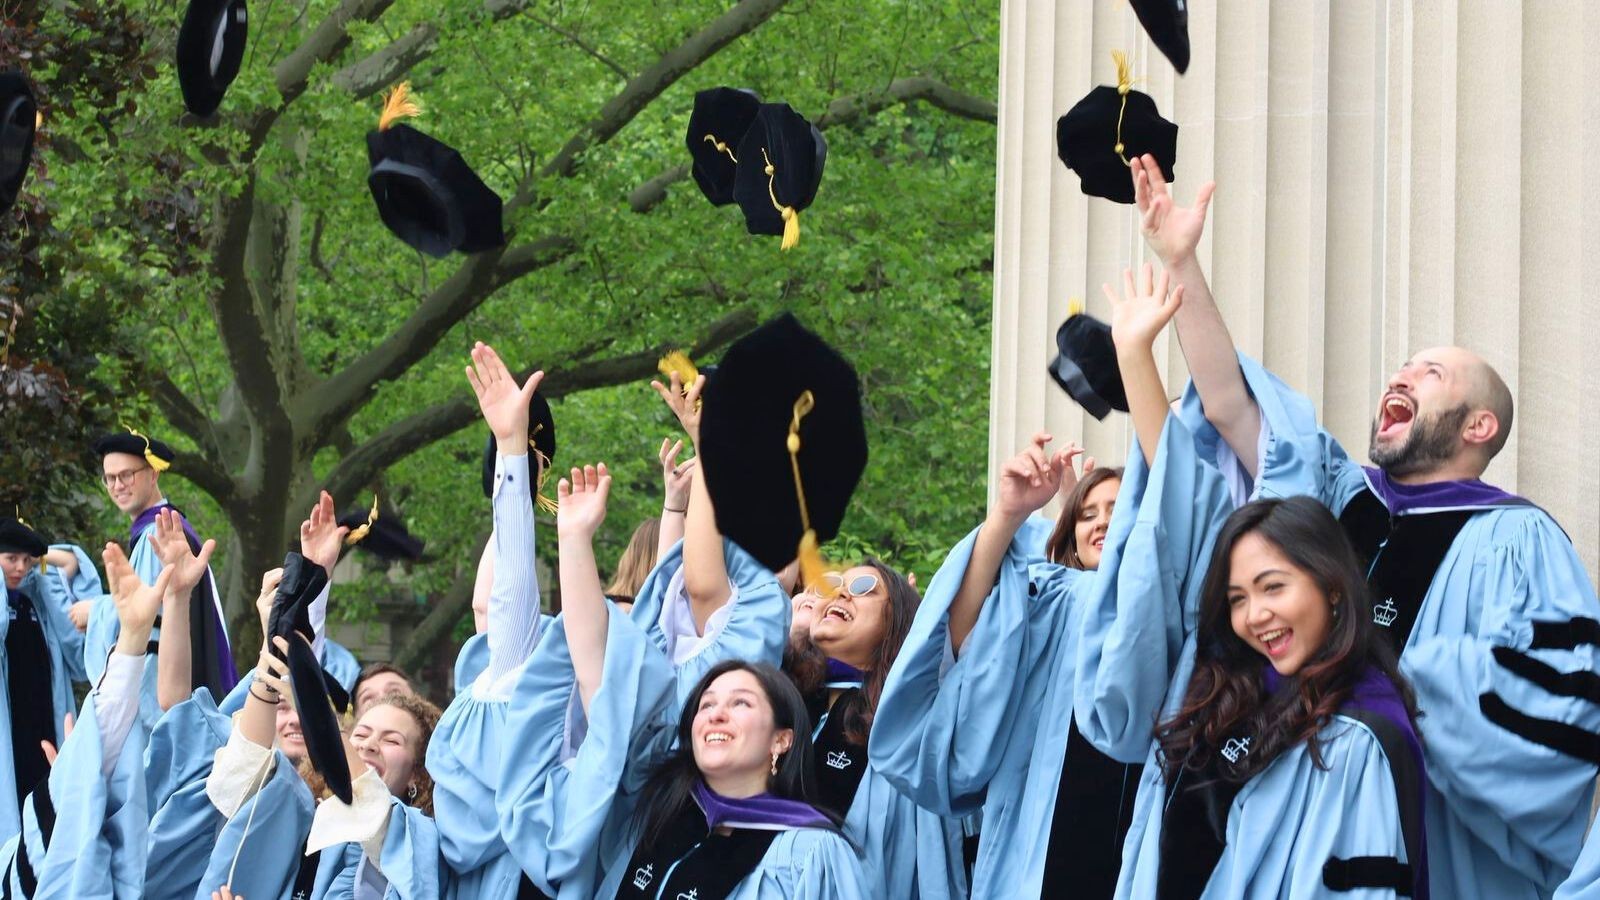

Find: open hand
<box><xmin>1106</xmin><ymin>262</ymin><xmax>1184</xmax><ymax>355</ymax></box>
<box><xmin>995</xmin><ymin>432</ymin><xmax>1070</xmax><ymax>520</ymax></box>
<box><xmin>255</xmin><ymin>567</ymin><xmax>283</xmax><ymax>640</ymax></box>
<box><xmin>1052</xmin><ymin>441</ymin><xmax>1095</xmax><ymax>501</ymax></box>
<box><xmin>557</xmin><ymin>464</ymin><xmax>611</xmax><ymax>541</ymax></box>
<box><xmin>104</xmin><ymin>542</ymin><xmax>172</xmax><ymax>643</ymax></box>
<box><xmin>649</xmin><ymin>372</ymin><xmax>705</xmax><ymax>447</ymax></box>
<box><xmin>1133</xmin><ymin>154</ymin><xmax>1215</xmax><ymax>265</ymax></box>
<box><xmin>659</xmin><ymin>439</ymin><xmax>697</xmax><ymax>511</ymax></box>
<box><xmin>149</xmin><ymin>508</ymin><xmax>216</xmax><ymax>597</ymax></box>
<box><xmin>299</xmin><ymin>491</ymin><xmax>348</xmax><ymax>574</ymax></box>
<box><xmin>467</xmin><ymin>342</ymin><xmax>543</xmax><ymax>454</ymax></box>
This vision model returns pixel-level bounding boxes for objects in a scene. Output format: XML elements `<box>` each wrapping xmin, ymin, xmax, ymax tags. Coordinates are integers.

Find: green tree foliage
<box><xmin>7</xmin><ymin>0</ymin><xmax>1000</xmax><ymax>682</ymax></box>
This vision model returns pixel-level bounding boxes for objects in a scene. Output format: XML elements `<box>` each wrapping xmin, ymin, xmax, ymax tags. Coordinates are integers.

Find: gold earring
<box><xmin>770</xmin><ymin>751</ymin><xmax>780</xmax><ymax>776</ymax></box>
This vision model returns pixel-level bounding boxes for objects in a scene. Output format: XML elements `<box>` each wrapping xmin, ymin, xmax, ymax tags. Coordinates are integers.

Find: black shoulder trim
<box><xmin>30</xmin><ymin>777</ymin><xmax>54</xmax><ymax>848</ymax></box>
<box><xmin>1339</xmin><ymin>708</ymin><xmax>1425</xmax><ymax>897</ymax></box>
<box><xmin>1479</xmin><ymin>692</ymin><xmax>1600</xmax><ymax>764</ymax></box>
<box><xmin>1323</xmin><ymin>856</ymin><xmax>1413</xmax><ymax>894</ymax></box>
<box><xmin>1530</xmin><ymin>618</ymin><xmax>1600</xmax><ymax>651</ymax></box>
<box><xmin>1492</xmin><ymin>647</ymin><xmax>1600</xmax><ymax>702</ymax></box>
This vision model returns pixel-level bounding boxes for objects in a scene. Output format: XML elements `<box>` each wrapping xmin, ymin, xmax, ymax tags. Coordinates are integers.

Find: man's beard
<box><xmin>1369</xmin><ymin>402</ymin><xmax>1471</xmax><ymax>478</ymax></box>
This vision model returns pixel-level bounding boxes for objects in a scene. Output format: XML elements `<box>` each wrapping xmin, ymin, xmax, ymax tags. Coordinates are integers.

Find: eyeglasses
<box><xmin>815</xmin><ymin>571</ymin><xmax>880</xmax><ymax>598</ymax></box>
<box><xmin>102</xmin><ymin>466</ymin><xmax>150</xmax><ymax>488</ymax></box>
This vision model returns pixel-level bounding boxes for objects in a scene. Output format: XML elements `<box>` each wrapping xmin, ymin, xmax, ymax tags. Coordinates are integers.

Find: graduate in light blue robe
<box><xmin>1183</xmin><ymin>352</ymin><xmax>1600</xmax><ymax>899</ymax></box>
<box><xmin>35</xmin><ymin>543</ymin><xmax>102</xmax><ymax>624</ymax></box>
<box><xmin>429</xmin><ymin>444</ymin><xmax>551</xmax><ymax>900</ymax></box>
<box><xmin>498</xmin><ymin>464</ymin><xmax>867</xmax><ymax>899</ymax></box>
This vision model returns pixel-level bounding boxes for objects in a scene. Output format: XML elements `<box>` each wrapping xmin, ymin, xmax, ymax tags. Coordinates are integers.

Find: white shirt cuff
<box><xmin>207</xmin><ymin>721</ymin><xmax>278</xmax><ymax>818</ymax></box>
<box><xmin>307</xmin><ymin>767</ymin><xmax>393</xmax><ymax>860</ymax></box>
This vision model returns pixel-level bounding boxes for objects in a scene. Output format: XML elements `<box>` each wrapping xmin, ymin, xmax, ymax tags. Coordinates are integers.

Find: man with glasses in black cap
<box><xmin>85</xmin><ymin>431</ymin><xmax>236</xmax><ymax>729</ymax></box>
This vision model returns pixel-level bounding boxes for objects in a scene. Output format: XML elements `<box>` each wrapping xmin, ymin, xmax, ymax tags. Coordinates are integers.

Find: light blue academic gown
<box><xmin>496</xmin><ymin>612</ymin><xmax>868</xmax><ymax>900</ymax></box>
<box><xmin>324</xmin><ymin>639</ymin><xmax>361</xmax><ymax>695</ymax></box>
<box><xmin>1211</xmin><ymin>354</ymin><xmax>1600</xmax><ymax>899</ymax></box>
<box><xmin>0</xmin><ymin>572</ymin><xmax>91</xmax><ymax>847</ymax></box>
<box><xmin>308</xmin><ymin>801</ymin><xmax>443</xmax><ymax>900</ymax></box>
<box><xmin>627</xmin><ymin>537</ymin><xmax>791</xmax><ymax>709</ymax></box>
<box><xmin>1067</xmin><ymin>409</ymin><xmax>1420</xmax><ymax>897</ymax></box>
<box><xmin>868</xmin><ymin>522</ymin><xmax>1093</xmax><ymax>899</ymax></box>
<box><xmin>84</xmin><ymin>513</ymin><xmax>227</xmax><ymax>732</ymax></box>
<box><xmin>35</xmin><ymin>544</ymin><xmax>102</xmax><ymax>620</ymax></box>
<box><xmin>0</xmin><ymin>668</ymin><xmax>150</xmax><ymax>898</ymax></box>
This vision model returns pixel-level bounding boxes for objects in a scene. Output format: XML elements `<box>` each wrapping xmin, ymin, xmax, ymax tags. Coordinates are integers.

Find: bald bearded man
<box><xmin>1099</xmin><ymin>155</ymin><xmax>1600</xmax><ymax>900</ymax></box>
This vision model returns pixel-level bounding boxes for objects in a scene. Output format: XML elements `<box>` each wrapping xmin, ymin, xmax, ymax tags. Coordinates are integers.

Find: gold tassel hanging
<box><xmin>378</xmin><ymin>81</ymin><xmax>422</xmax><ymax>131</ymax></box>
<box><xmin>1068</xmin><ymin>296</ymin><xmax>1084</xmax><ymax>317</ymax></box>
<box><xmin>761</xmin><ymin>147</ymin><xmax>802</xmax><ymax>251</ymax></box>
<box><xmin>657</xmin><ymin>350</ymin><xmax>699</xmax><ymax>390</ymax></box>
<box><xmin>344</xmin><ymin>494</ymin><xmax>379</xmax><ymax>545</ymax></box>
<box><xmin>1111</xmin><ymin>50</ymin><xmax>1136</xmax><ymax>163</ymax></box>
<box><xmin>126</xmin><ymin>427</ymin><xmax>171</xmax><ymax>472</ymax></box>
<box><xmin>786</xmin><ymin>390</ymin><xmax>838</xmax><ymax>597</ymax></box>
<box><xmin>532</xmin><ymin>446</ymin><xmax>559</xmax><ymax>516</ymax></box>
<box><xmin>702</xmin><ymin>134</ymin><xmax>738</xmax><ymax>163</ymax></box>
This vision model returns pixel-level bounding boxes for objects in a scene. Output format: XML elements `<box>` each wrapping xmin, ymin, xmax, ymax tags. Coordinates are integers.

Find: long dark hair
<box><xmin>1046</xmin><ymin>466</ymin><xmax>1124</xmax><ymax>569</ymax></box>
<box><xmin>635</xmin><ymin>660</ymin><xmax>836</xmax><ymax>851</ymax></box>
<box><xmin>1155</xmin><ymin>497</ymin><xmax>1419</xmax><ymax>783</ymax></box>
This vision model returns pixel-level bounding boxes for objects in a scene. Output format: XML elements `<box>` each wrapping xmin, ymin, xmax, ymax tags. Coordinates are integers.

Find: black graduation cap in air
<box><xmin>1129</xmin><ymin>0</ymin><xmax>1190</xmax><ymax>75</ymax></box>
<box><xmin>479</xmin><ymin>391</ymin><xmax>557</xmax><ymax>514</ymax></box>
<box><xmin>687</xmin><ymin>87</ymin><xmax>762</xmax><ymax>206</ymax></box>
<box><xmin>175</xmin><ymin>0</ymin><xmax>249</xmax><ymax>117</ymax></box>
<box><xmin>338</xmin><ymin>504</ymin><xmax>425</xmax><ymax>563</ymax></box>
<box><xmin>1056</xmin><ymin>52</ymin><xmax>1177</xmax><ymax>204</ymax></box>
<box><xmin>366</xmin><ymin>83</ymin><xmax>504</xmax><ymax>259</ymax></box>
<box><xmin>0</xmin><ymin>72</ymin><xmax>37</xmax><ymax>216</ymax></box>
<box><xmin>0</xmin><ymin>518</ymin><xmax>47</xmax><ymax>558</ymax></box>
<box><xmin>1050</xmin><ymin>309</ymin><xmax>1128</xmax><ymax>420</ymax></box>
<box><xmin>92</xmin><ymin>430</ymin><xmax>176</xmax><ymax>471</ymax></box>
<box><xmin>268</xmin><ymin>552</ymin><xmax>353</xmax><ymax>803</ymax></box>
<box><xmin>697</xmin><ymin>314</ymin><xmax>867</xmax><ymax>575</ymax></box>
<box><xmin>733</xmin><ymin>103</ymin><xmax>826</xmax><ymax>250</ymax></box>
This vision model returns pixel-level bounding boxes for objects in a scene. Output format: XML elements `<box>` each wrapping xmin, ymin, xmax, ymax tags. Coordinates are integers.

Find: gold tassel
<box><xmin>702</xmin><ymin>134</ymin><xmax>737</xmax><ymax>163</ymax></box>
<box><xmin>378</xmin><ymin>81</ymin><xmax>421</xmax><ymax>131</ymax></box>
<box><xmin>344</xmin><ymin>494</ymin><xmax>379</xmax><ymax>545</ymax></box>
<box><xmin>762</xmin><ymin>147</ymin><xmax>802</xmax><ymax>251</ymax></box>
<box><xmin>533</xmin><ymin>447</ymin><xmax>559</xmax><ymax>516</ymax></box>
<box><xmin>127</xmin><ymin>427</ymin><xmax>171</xmax><ymax>472</ymax></box>
<box><xmin>1111</xmin><ymin>50</ymin><xmax>1135</xmax><ymax>163</ymax></box>
<box><xmin>786</xmin><ymin>390</ymin><xmax>839</xmax><ymax>597</ymax></box>
<box><xmin>1068</xmin><ymin>296</ymin><xmax>1084</xmax><ymax>317</ymax></box>
<box><xmin>657</xmin><ymin>350</ymin><xmax>699</xmax><ymax>390</ymax></box>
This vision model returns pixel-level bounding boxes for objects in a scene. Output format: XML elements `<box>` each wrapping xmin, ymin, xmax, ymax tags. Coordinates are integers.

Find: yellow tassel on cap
<box><xmin>1110</xmin><ymin>50</ymin><xmax>1136</xmax><ymax>163</ymax></box>
<box><xmin>761</xmin><ymin>147</ymin><xmax>802</xmax><ymax>251</ymax></box>
<box><xmin>378</xmin><ymin>81</ymin><xmax>421</xmax><ymax>131</ymax></box>
<box><xmin>786</xmin><ymin>390</ymin><xmax>840</xmax><ymax>597</ymax></box>
<box><xmin>126</xmin><ymin>427</ymin><xmax>171</xmax><ymax>472</ymax></box>
<box><xmin>702</xmin><ymin>134</ymin><xmax>737</xmax><ymax>164</ymax></box>
<box><xmin>1068</xmin><ymin>296</ymin><xmax>1084</xmax><ymax>317</ymax></box>
<box><xmin>657</xmin><ymin>350</ymin><xmax>699</xmax><ymax>391</ymax></box>
<box><xmin>344</xmin><ymin>494</ymin><xmax>379</xmax><ymax>546</ymax></box>
<box><xmin>533</xmin><ymin>447</ymin><xmax>559</xmax><ymax>516</ymax></box>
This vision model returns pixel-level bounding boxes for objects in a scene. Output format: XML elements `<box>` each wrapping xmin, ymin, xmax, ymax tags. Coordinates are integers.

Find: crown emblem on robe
<box><xmin>632</xmin><ymin>864</ymin><xmax>654</xmax><ymax>889</ymax></box>
<box><xmin>1373</xmin><ymin>598</ymin><xmax>1398</xmax><ymax>627</ymax></box>
<box><xmin>826</xmin><ymin>750</ymin><xmax>853</xmax><ymax>770</ymax></box>
<box><xmin>1221</xmin><ymin>736</ymin><xmax>1252</xmax><ymax>764</ymax></box>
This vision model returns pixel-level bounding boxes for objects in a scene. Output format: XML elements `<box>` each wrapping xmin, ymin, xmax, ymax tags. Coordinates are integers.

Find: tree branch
<box><xmin>274</xmin><ymin>0</ymin><xmax>398</xmax><ymax>104</ymax></box>
<box><xmin>206</xmin><ymin>174</ymin><xmax>286</xmax><ymax>427</ymax></box>
<box><xmin>147</xmin><ymin>370</ymin><xmax>218</xmax><ymax>455</ymax></box>
<box><xmin>526</xmin><ymin>13</ymin><xmax>629</xmax><ymax>81</ymax></box>
<box><xmin>331</xmin><ymin>22</ymin><xmax>439</xmax><ymax>99</ymax></box>
<box><xmin>169</xmin><ymin>450</ymin><xmax>237</xmax><ymax>507</ymax></box>
<box><xmin>318</xmin><ymin>306</ymin><xmax>759</xmax><ymax>503</ymax></box>
<box><xmin>510</xmin><ymin>0</ymin><xmax>791</xmax><ymax>208</ymax></box>
<box><xmin>301</xmin><ymin>236</ymin><xmax>577</xmax><ymax>445</ymax></box>
<box><xmin>629</xmin><ymin>75</ymin><xmax>996</xmax><ymax>212</ymax></box>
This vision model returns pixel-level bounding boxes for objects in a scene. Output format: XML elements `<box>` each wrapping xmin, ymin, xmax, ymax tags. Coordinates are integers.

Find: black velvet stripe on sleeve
<box><xmin>1322</xmin><ymin>856</ymin><xmax>1413</xmax><ymax>894</ymax></box>
<box><xmin>1479</xmin><ymin>692</ymin><xmax>1600</xmax><ymax>764</ymax></box>
<box><xmin>1490</xmin><ymin>647</ymin><xmax>1600</xmax><ymax>702</ymax></box>
<box><xmin>1529</xmin><ymin>617</ymin><xmax>1600</xmax><ymax>651</ymax></box>
<box><xmin>1338</xmin><ymin>708</ymin><xmax>1426</xmax><ymax>899</ymax></box>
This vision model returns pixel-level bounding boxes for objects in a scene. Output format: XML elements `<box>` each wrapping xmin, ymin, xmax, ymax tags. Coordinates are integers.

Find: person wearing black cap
<box><xmin>0</xmin><ymin>517</ymin><xmax>89</xmax><ymax>846</ymax></box>
<box><xmin>1129</xmin><ymin>153</ymin><xmax>1599</xmax><ymax>900</ymax></box>
<box><xmin>86</xmin><ymin>429</ymin><xmax>236</xmax><ymax>729</ymax></box>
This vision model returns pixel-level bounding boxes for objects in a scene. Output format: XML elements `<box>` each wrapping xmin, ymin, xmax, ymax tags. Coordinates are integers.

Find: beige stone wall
<box><xmin>989</xmin><ymin>0</ymin><xmax>1600</xmax><ymax>578</ymax></box>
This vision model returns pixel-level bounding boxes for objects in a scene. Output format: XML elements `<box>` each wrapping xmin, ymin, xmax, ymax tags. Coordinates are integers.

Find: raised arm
<box><xmin>656</xmin><ymin>438</ymin><xmax>696</xmax><ymax>558</ymax></box>
<box><xmin>298</xmin><ymin>490</ymin><xmax>348</xmax><ymax>664</ymax></box>
<box><xmin>238</xmin><ymin>569</ymin><xmax>286</xmax><ymax>750</ymax></box>
<box><xmin>1106</xmin><ymin>263</ymin><xmax>1184</xmax><ymax>466</ymax></box>
<box><xmin>556</xmin><ymin>464</ymin><xmax>613</xmax><ymax>714</ymax></box>
<box><xmin>468</xmin><ymin>341</ymin><xmax>548</xmax><ymax>681</ymax></box>
<box><xmin>948</xmin><ymin>432</ymin><xmax>1070</xmax><ymax>653</ymax></box>
<box><xmin>1132</xmin><ymin>154</ymin><xmax>1261</xmax><ymax>473</ymax></box>
<box><xmin>99</xmin><ymin>543</ymin><xmax>172</xmax><ymax>769</ymax></box>
<box><xmin>651</xmin><ymin>373</ymin><xmax>731</xmax><ymax>627</ymax></box>
<box><xmin>147</xmin><ymin>509</ymin><xmax>216</xmax><ymax>710</ymax></box>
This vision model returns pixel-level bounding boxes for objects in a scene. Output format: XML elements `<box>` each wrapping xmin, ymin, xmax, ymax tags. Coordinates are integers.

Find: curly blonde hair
<box><xmin>299</xmin><ymin>692</ymin><xmax>443</xmax><ymax>817</ymax></box>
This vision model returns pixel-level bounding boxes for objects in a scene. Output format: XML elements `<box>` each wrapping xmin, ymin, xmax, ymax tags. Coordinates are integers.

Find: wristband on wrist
<box><xmin>663</xmin><ymin>505</ymin><xmax>687</xmax><ymax>514</ymax></box>
<box><xmin>249</xmin><ymin>685</ymin><xmax>278</xmax><ymax>704</ymax></box>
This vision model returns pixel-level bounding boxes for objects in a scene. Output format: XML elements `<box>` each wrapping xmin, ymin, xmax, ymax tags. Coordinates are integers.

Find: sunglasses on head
<box><xmin>813</xmin><ymin>571</ymin><xmax>879</xmax><ymax>598</ymax></box>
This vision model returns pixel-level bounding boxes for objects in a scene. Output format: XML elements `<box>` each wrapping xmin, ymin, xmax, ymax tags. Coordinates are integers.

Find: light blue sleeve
<box><xmin>1556</xmin><ymin>826</ymin><xmax>1600</xmax><ymax>900</ymax></box>
<box><xmin>38</xmin><ymin>544</ymin><xmax>103</xmax><ymax>607</ymax></box>
<box><xmin>452</xmin><ymin>633</ymin><xmax>490</xmax><ymax>695</ymax></box>
<box><xmin>30</xmin><ymin>543</ymin><xmax>101</xmax><ymax>678</ymax></box>
<box><xmin>629</xmin><ymin>537</ymin><xmax>790</xmax><ymax>710</ymax></box>
<box><xmin>0</xmin><ymin>784</ymin><xmax>50</xmax><ymax>898</ymax></box>
<box><xmin>1403</xmin><ymin>509</ymin><xmax>1600</xmax><ymax>889</ymax></box>
<box><xmin>311</xmin><ymin>801</ymin><xmax>443</xmax><ymax>900</ymax></box>
<box><xmin>869</xmin><ymin>525</ymin><xmax>1081</xmax><ymax>816</ymax></box>
<box><xmin>190</xmin><ymin>753</ymin><xmax>315</xmax><ymax>900</ymax></box>
<box><xmin>322</xmin><ymin>639</ymin><xmax>362</xmax><ymax>695</ymax></box>
<box><xmin>495</xmin><ymin>610</ymin><xmax>678</xmax><ymax>897</ymax></box>
<box><xmin>82</xmin><ymin>597</ymin><xmax>117</xmax><ymax>686</ymax></box>
<box><xmin>143</xmin><ymin>691</ymin><xmax>234</xmax><ymax>900</ymax></box>
<box><xmin>427</xmin><ymin>673</ymin><xmax>524</xmax><ymax>896</ymax></box>
<box><xmin>762</xmin><ymin>829</ymin><xmax>871</xmax><ymax>900</ymax></box>
<box><xmin>1072</xmin><ymin>411</ymin><xmax>1233</xmax><ymax>763</ymax></box>
<box><xmin>32</xmin><ymin>689</ymin><xmax>150</xmax><ymax>900</ymax></box>
<box><xmin>1201</xmin><ymin>718</ymin><xmax>1414</xmax><ymax>899</ymax></box>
